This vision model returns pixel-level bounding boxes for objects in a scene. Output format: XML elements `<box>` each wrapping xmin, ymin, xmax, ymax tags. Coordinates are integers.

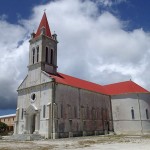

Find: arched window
<box><xmin>86</xmin><ymin>106</ymin><xmax>89</xmax><ymax>119</ymax></box>
<box><xmin>131</xmin><ymin>108</ymin><xmax>135</xmax><ymax>119</ymax></box>
<box><xmin>37</xmin><ymin>46</ymin><xmax>39</xmax><ymax>62</ymax></box>
<box><xmin>32</xmin><ymin>48</ymin><xmax>35</xmax><ymax>64</ymax></box>
<box><xmin>45</xmin><ymin>47</ymin><xmax>49</xmax><ymax>63</ymax></box>
<box><xmin>43</xmin><ymin>105</ymin><xmax>46</xmax><ymax>118</ymax></box>
<box><xmin>61</xmin><ymin>104</ymin><xmax>63</xmax><ymax>118</ymax></box>
<box><xmin>74</xmin><ymin>106</ymin><xmax>77</xmax><ymax>118</ymax></box>
<box><xmin>146</xmin><ymin>109</ymin><xmax>149</xmax><ymax>119</ymax></box>
<box><xmin>50</xmin><ymin>49</ymin><xmax>53</xmax><ymax>64</ymax></box>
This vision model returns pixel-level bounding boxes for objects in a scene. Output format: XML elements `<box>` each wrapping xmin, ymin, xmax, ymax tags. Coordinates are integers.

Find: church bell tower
<box><xmin>28</xmin><ymin>12</ymin><xmax>58</xmax><ymax>74</ymax></box>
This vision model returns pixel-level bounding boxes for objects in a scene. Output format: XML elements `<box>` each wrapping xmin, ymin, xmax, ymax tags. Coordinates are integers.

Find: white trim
<box><xmin>0</xmin><ymin>114</ymin><xmax>16</xmax><ymax>119</ymax></box>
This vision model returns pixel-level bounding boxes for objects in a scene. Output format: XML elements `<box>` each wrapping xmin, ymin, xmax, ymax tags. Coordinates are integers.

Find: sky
<box><xmin>1</xmin><ymin>0</ymin><xmax>150</xmax><ymax>115</ymax></box>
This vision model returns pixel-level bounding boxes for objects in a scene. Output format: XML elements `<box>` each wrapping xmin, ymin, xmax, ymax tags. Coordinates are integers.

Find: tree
<box><xmin>0</xmin><ymin>122</ymin><xmax>8</xmax><ymax>132</ymax></box>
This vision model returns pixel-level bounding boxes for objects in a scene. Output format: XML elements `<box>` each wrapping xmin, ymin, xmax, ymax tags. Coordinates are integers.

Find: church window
<box><xmin>68</xmin><ymin>105</ymin><xmax>72</xmax><ymax>119</ymax></box>
<box><xmin>37</xmin><ymin>46</ymin><xmax>39</xmax><ymax>62</ymax></box>
<box><xmin>83</xmin><ymin>121</ymin><xmax>86</xmax><ymax>130</ymax></box>
<box><xmin>86</xmin><ymin>106</ymin><xmax>89</xmax><ymax>119</ymax></box>
<box><xmin>50</xmin><ymin>49</ymin><xmax>53</xmax><ymax>64</ymax></box>
<box><xmin>61</xmin><ymin>104</ymin><xmax>63</xmax><ymax>118</ymax></box>
<box><xmin>146</xmin><ymin>109</ymin><xmax>149</xmax><ymax>119</ymax></box>
<box><xmin>74</xmin><ymin>106</ymin><xmax>77</xmax><ymax>118</ymax></box>
<box><xmin>131</xmin><ymin>108</ymin><xmax>135</xmax><ymax>119</ymax></box>
<box><xmin>32</xmin><ymin>48</ymin><xmax>35</xmax><ymax>64</ymax></box>
<box><xmin>43</xmin><ymin>105</ymin><xmax>46</xmax><ymax>118</ymax></box>
<box><xmin>81</xmin><ymin>106</ymin><xmax>84</xmax><ymax>119</ymax></box>
<box><xmin>46</xmin><ymin>47</ymin><xmax>49</xmax><ymax>63</ymax></box>
<box><xmin>21</xmin><ymin>108</ymin><xmax>24</xmax><ymax>120</ymax></box>
<box><xmin>31</xmin><ymin>93</ymin><xmax>36</xmax><ymax>101</ymax></box>
<box><xmin>69</xmin><ymin>120</ymin><xmax>72</xmax><ymax>131</ymax></box>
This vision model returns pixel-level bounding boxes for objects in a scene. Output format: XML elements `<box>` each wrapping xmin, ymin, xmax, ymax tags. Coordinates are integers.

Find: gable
<box><xmin>41</xmin><ymin>71</ymin><xmax>54</xmax><ymax>84</ymax></box>
<box><xmin>18</xmin><ymin>75</ymin><xmax>28</xmax><ymax>90</ymax></box>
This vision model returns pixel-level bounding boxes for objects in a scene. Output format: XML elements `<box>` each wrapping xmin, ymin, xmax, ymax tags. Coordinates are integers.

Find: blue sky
<box><xmin>1</xmin><ymin>0</ymin><xmax>150</xmax><ymax>30</ymax></box>
<box><xmin>1</xmin><ymin>0</ymin><xmax>150</xmax><ymax>116</ymax></box>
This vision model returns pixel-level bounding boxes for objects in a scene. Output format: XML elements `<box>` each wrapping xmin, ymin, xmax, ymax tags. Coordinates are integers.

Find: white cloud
<box><xmin>95</xmin><ymin>0</ymin><xmax>127</xmax><ymax>7</ymax></box>
<box><xmin>0</xmin><ymin>0</ymin><xmax>150</xmax><ymax>109</ymax></box>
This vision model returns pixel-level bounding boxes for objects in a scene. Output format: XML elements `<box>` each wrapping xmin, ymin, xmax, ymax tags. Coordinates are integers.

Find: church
<box><xmin>14</xmin><ymin>13</ymin><xmax>150</xmax><ymax>139</ymax></box>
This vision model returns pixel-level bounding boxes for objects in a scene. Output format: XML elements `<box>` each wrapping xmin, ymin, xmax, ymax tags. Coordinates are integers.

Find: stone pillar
<box><xmin>14</xmin><ymin>121</ymin><xmax>17</xmax><ymax>135</ymax></box>
<box><xmin>34</xmin><ymin>112</ymin><xmax>40</xmax><ymax>134</ymax></box>
<box><xmin>24</xmin><ymin>113</ymin><xmax>28</xmax><ymax>134</ymax></box>
<box><xmin>14</xmin><ymin>108</ymin><xmax>19</xmax><ymax>135</ymax></box>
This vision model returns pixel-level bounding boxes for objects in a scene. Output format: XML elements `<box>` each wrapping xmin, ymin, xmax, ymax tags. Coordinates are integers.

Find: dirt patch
<box><xmin>1</xmin><ymin>135</ymin><xmax>150</xmax><ymax>150</ymax></box>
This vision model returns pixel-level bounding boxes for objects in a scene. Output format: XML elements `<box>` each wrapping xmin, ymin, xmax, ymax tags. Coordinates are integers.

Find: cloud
<box><xmin>0</xmin><ymin>0</ymin><xmax>150</xmax><ymax>110</ymax></box>
<box><xmin>94</xmin><ymin>0</ymin><xmax>127</xmax><ymax>7</ymax></box>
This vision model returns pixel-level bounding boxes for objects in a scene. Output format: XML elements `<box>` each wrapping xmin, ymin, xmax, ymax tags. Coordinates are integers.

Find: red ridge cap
<box><xmin>35</xmin><ymin>12</ymin><xmax>52</xmax><ymax>38</ymax></box>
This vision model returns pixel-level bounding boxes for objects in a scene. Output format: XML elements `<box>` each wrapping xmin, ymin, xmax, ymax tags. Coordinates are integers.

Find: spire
<box><xmin>35</xmin><ymin>12</ymin><xmax>52</xmax><ymax>38</ymax></box>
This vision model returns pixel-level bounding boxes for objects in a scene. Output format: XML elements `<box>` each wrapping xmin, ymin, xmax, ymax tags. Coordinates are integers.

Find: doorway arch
<box><xmin>24</xmin><ymin>105</ymin><xmax>39</xmax><ymax>134</ymax></box>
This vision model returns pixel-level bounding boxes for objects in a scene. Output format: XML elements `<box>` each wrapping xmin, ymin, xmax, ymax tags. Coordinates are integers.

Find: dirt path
<box><xmin>0</xmin><ymin>135</ymin><xmax>150</xmax><ymax>150</ymax></box>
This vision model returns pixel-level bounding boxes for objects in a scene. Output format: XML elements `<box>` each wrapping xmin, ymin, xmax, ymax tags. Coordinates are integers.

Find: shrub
<box><xmin>0</xmin><ymin>122</ymin><xmax>8</xmax><ymax>133</ymax></box>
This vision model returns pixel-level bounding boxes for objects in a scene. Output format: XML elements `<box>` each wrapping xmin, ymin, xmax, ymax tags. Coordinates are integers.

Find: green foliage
<box><xmin>0</xmin><ymin>122</ymin><xmax>8</xmax><ymax>132</ymax></box>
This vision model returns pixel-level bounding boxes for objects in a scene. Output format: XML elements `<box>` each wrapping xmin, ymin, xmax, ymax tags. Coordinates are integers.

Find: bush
<box><xmin>0</xmin><ymin>122</ymin><xmax>8</xmax><ymax>133</ymax></box>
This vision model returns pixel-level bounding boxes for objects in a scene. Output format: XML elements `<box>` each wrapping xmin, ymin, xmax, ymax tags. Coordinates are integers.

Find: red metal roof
<box><xmin>49</xmin><ymin>72</ymin><xmax>108</xmax><ymax>94</ymax></box>
<box><xmin>47</xmin><ymin>72</ymin><xmax>149</xmax><ymax>95</ymax></box>
<box><xmin>103</xmin><ymin>81</ymin><xmax>149</xmax><ymax>95</ymax></box>
<box><xmin>35</xmin><ymin>12</ymin><xmax>52</xmax><ymax>38</ymax></box>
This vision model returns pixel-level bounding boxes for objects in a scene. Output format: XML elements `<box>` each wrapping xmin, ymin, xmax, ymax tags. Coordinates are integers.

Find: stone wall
<box><xmin>54</xmin><ymin>84</ymin><xmax>113</xmax><ymax>138</ymax></box>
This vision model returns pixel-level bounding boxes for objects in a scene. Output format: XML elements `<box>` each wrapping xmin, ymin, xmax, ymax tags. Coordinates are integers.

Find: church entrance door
<box><xmin>29</xmin><ymin>114</ymin><xmax>36</xmax><ymax>134</ymax></box>
<box><xmin>25</xmin><ymin>105</ymin><xmax>39</xmax><ymax>134</ymax></box>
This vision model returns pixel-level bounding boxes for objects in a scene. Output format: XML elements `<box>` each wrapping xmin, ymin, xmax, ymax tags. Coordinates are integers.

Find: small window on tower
<box><xmin>46</xmin><ymin>47</ymin><xmax>49</xmax><ymax>63</ymax></box>
<box><xmin>50</xmin><ymin>49</ymin><xmax>53</xmax><ymax>64</ymax></box>
<box><xmin>32</xmin><ymin>48</ymin><xmax>35</xmax><ymax>64</ymax></box>
<box><xmin>37</xmin><ymin>46</ymin><xmax>39</xmax><ymax>62</ymax></box>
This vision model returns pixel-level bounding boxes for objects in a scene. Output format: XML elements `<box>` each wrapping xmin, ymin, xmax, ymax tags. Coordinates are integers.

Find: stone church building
<box><xmin>14</xmin><ymin>13</ymin><xmax>150</xmax><ymax>139</ymax></box>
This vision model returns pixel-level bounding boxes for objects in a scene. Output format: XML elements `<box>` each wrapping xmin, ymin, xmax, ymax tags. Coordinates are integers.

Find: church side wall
<box><xmin>54</xmin><ymin>84</ymin><xmax>113</xmax><ymax>138</ymax></box>
<box><xmin>111</xmin><ymin>93</ymin><xmax>150</xmax><ymax>135</ymax></box>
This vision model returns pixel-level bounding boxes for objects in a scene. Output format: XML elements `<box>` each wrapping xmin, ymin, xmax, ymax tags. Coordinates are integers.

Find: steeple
<box><xmin>35</xmin><ymin>12</ymin><xmax>52</xmax><ymax>38</ymax></box>
<box><xmin>28</xmin><ymin>12</ymin><xmax>58</xmax><ymax>75</ymax></box>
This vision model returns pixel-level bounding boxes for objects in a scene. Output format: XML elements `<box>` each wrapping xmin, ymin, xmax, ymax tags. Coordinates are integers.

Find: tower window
<box><xmin>32</xmin><ymin>48</ymin><xmax>35</xmax><ymax>64</ymax></box>
<box><xmin>131</xmin><ymin>108</ymin><xmax>135</xmax><ymax>119</ymax></box>
<box><xmin>46</xmin><ymin>47</ymin><xmax>48</xmax><ymax>63</ymax></box>
<box><xmin>37</xmin><ymin>46</ymin><xmax>39</xmax><ymax>62</ymax></box>
<box><xmin>146</xmin><ymin>109</ymin><xmax>149</xmax><ymax>119</ymax></box>
<box><xmin>50</xmin><ymin>49</ymin><xmax>53</xmax><ymax>64</ymax></box>
<box><xmin>43</xmin><ymin>105</ymin><xmax>46</xmax><ymax>118</ymax></box>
